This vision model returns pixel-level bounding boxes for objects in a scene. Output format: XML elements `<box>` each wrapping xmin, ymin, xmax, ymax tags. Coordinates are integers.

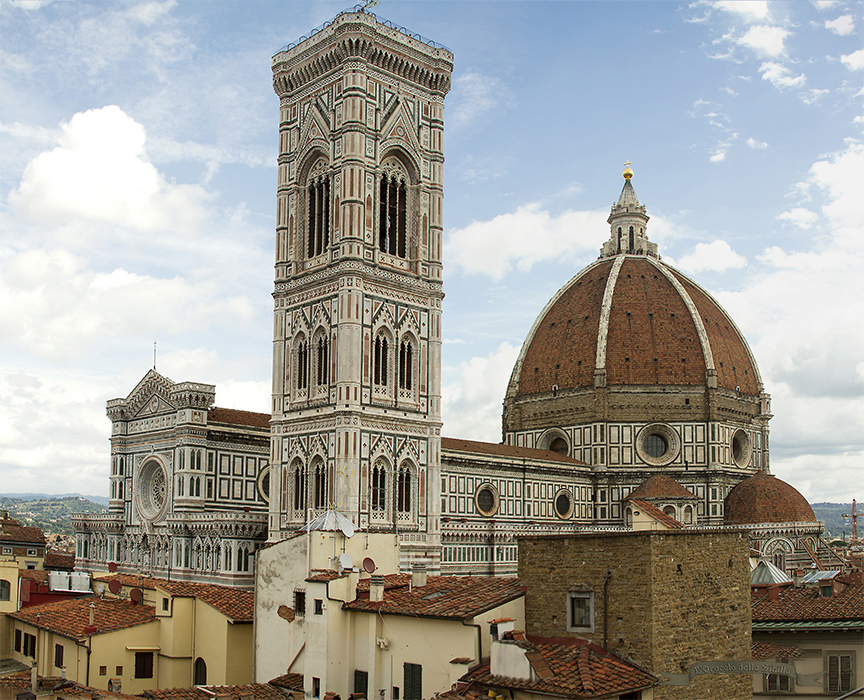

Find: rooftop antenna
<box><xmin>153</xmin><ymin>341</ymin><xmax>157</xmax><ymax>370</ymax></box>
<box><xmin>842</xmin><ymin>499</ymin><xmax>860</xmax><ymax>549</ymax></box>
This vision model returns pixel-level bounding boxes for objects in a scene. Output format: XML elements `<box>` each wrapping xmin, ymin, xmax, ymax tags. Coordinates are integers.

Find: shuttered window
<box><xmin>403</xmin><ymin>663</ymin><xmax>422</xmax><ymax>700</ymax></box>
<box><xmin>134</xmin><ymin>652</ymin><xmax>154</xmax><ymax>679</ymax></box>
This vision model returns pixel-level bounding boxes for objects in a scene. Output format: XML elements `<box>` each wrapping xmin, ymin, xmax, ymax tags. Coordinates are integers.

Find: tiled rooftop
<box><xmin>345</xmin><ymin>575</ymin><xmax>524</xmax><ymax>620</ymax></box>
<box><xmin>45</xmin><ymin>551</ymin><xmax>76</xmax><ymax>569</ymax></box>
<box><xmin>208</xmin><ymin>407</ymin><xmax>270</xmax><ymax>429</ymax></box>
<box><xmin>629</xmin><ymin>499</ymin><xmax>684</xmax><ymax>529</ymax></box>
<box><xmin>751</xmin><ymin>642</ymin><xmax>802</xmax><ymax>662</ymax></box>
<box><xmin>1</xmin><ymin>515</ymin><xmax>47</xmax><ymax>545</ymax></box>
<box><xmin>9</xmin><ymin>595</ymin><xmax>156</xmax><ymax>638</ymax></box>
<box><xmin>96</xmin><ymin>574</ymin><xmax>254</xmax><ymax>622</ymax></box>
<box><xmin>143</xmin><ymin>684</ymin><xmax>288</xmax><ymax>700</ymax></box>
<box><xmin>725</xmin><ymin>471</ymin><xmax>816</xmax><ymax>525</ymax></box>
<box><xmin>306</xmin><ymin>569</ymin><xmax>348</xmax><ymax>583</ymax></box>
<box><xmin>626</xmin><ymin>474</ymin><xmax>697</xmax><ymax>501</ymax></box>
<box><xmin>442</xmin><ymin>437</ymin><xmax>586</xmax><ymax>465</ymax></box>
<box><xmin>463</xmin><ymin>637</ymin><xmax>657</xmax><ymax>698</ymax></box>
<box><xmin>751</xmin><ymin>580</ymin><xmax>864</xmax><ymax>622</ymax></box>
<box><xmin>268</xmin><ymin>673</ymin><xmax>304</xmax><ymax>690</ymax></box>
<box><xmin>19</xmin><ymin>569</ymin><xmax>49</xmax><ymax>584</ymax></box>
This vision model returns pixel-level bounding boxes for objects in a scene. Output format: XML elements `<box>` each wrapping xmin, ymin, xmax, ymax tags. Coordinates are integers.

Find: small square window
<box><xmin>314</xmin><ymin>599</ymin><xmax>324</xmax><ymax>615</ymax></box>
<box><xmin>567</xmin><ymin>590</ymin><xmax>595</xmax><ymax>633</ymax></box>
<box><xmin>294</xmin><ymin>590</ymin><xmax>306</xmax><ymax>616</ymax></box>
<box><xmin>162</xmin><ymin>598</ymin><xmax>169</xmax><ymax>611</ymax></box>
<box><xmin>99</xmin><ymin>666</ymin><xmax>107</xmax><ymax>676</ymax></box>
<box><xmin>116</xmin><ymin>666</ymin><xmax>123</xmax><ymax>676</ymax></box>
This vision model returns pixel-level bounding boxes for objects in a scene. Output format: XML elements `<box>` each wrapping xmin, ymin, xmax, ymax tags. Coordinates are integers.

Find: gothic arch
<box><xmin>395</xmin><ymin>460</ymin><xmax>416</xmax><ymax>522</ymax></box>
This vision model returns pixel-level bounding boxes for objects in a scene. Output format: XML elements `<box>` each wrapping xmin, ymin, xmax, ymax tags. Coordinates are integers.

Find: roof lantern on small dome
<box><xmin>601</xmin><ymin>164</ymin><xmax>658</xmax><ymax>259</ymax></box>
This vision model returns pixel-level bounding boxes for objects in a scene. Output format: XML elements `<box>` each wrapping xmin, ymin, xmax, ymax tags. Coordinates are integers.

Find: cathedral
<box><xmin>74</xmin><ymin>8</ymin><xmax>817</xmax><ymax>586</ymax></box>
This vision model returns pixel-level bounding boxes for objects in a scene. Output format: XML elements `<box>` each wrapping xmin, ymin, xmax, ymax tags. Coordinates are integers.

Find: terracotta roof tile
<box><xmin>1</xmin><ymin>519</ymin><xmax>47</xmax><ymax>545</ymax></box>
<box><xmin>752</xmin><ymin>582</ymin><xmax>864</xmax><ymax>622</ymax></box>
<box><xmin>751</xmin><ymin>642</ymin><xmax>802</xmax><ymax>662</ymax></box>
<box><xmin>9</xmin><ymin>595</ymin><xmax>155</xmax><ymax>638</ymax></box>
<box><xmin>144</xmin><ymin>684</ymin><xmax>287</xmax><ymax>700</ymax></box>
<box><xmin>355</xmin><ymin>574</ymin><xmax>412</xmax><ymax>591</ymax></box>
<box><xmin>629</xmin><ymin>499</ymin><xmax>684</xmax><ymax>529</ymax></box>
<box><xmin>268</xmin><ymin>673</ymin><xmax>304</xmax><ymax>690</ymax></box>
<box><xmin>462</xmin><ymin>638</ymin><xmax>657</xmax><ymax>698</ymax></box>
<box><xmin>306</xmin><ymin>569</ymin><xmax>348</xmax><ymax>583</ymax></box>
<box><xmin>208</xmin><ymin>407</ymin><xmax>270</xmax><ymax>429</ymax></box>
<box><xmin>95</xmin><ymin>574</ymin><xmax>253</xmax><ymax>622</ymax></box>
<box><xmin>442</xmin><ymin>437</ymin><xmax>586</xmax><ymax>465</ymax></box>
<box><xmin>45</xmin><ymin>551</ymin><xmax>75</xmax><ymax>569</ymax></box>
<box><xmin>345</xmin><ymin>575</ymin><xmax>524</xmax><ymax>620</ymax></box>
<box><xmin>626</xmin><ymin>474</ymin><xmax>697</xmax><ymax>501</ymax></box>
<box><xmin>725</xmin><ymin>472</ymin><xmax>816</xmax><ymax>524</ymax></box>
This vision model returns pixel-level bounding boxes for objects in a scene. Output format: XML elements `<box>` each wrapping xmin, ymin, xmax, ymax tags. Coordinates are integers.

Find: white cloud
<box><xmin>841</xmin><ymin>49</ymin><xmax>864</xmax><ymax>70</ymax></box>
<box><xmin>777</xmin><ymin>207</ymin><xmax>819</xmax><ymax>229</ymax></box>
<box><xmin>448</xmin><ymin>72</ymin><xmax>505</xmax><ymax>130</ymax></box>
<box><xmin>442</xmin><ymin>342</ymin><xmax>520</xmax><ymax>441</ymax></box>
<box><xmin>9</xmin><ymin>106</ymin><xmax>211</xmax><ymax>233</ymax></box>
<box><xmin>714</xmin><ymin>1</ymin><xmax>770</xmax><ymax>23</ymax></box>
<box><xmin>800</xmin><ymin>88</ymin><xmax>830</xmax><ymax>104</ymax></box>
<box><xmin>825</xmin><ymin>14</ymin><xmax>855</xmax><ymax>35</ymax></box>
<box><xmin>710</xmin><ymin>149</ymin><xmax>727</xmax><ymax>162</ymax></box>
<box><xmin>737</xmin><ymin>25</ymin><xmax>790</xmax><ymax>56</ymax></box>
<box><xmin>746</xmin><ymin>137</ymin><xmax>769</xmax><ymax>149</ymax></box>
<box><xmin>676</xmin><ymin>240</ymin><xmax>747</xmax><ymax>272</ymax></box>
<box><xmin>444</xmin><ymin>204</ymin><xmax>608</xmax><ymax>279</ymax></box>
<box><xmin>812</xmin><ymin>1</ymin><xmax>839</xmax><ymax>8</ymax></box>
<box><xmin>759</xmin><ymin>61</ymin><xmax>807</xmax><ymax>88</ymax></box>
<box><xmin>0</xmin><ymin>248</ymin><xmax>256</xmax><ymax>359</ymax></box>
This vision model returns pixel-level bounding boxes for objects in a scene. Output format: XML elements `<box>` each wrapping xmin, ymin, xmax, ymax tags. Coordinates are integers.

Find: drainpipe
<box><xmin>602</xmin><ymin>571</ymin><xmax>612</xmax><ymax>650</ymax></box>
<box><xmin>461</xmin><ymin>620</ymin><xmax>483</xmax><ymax>667</ymax></box>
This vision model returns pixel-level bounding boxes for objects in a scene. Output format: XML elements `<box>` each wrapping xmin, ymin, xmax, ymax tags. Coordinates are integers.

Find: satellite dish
<box><xmin>362</xmin><ymin>557</ymin><xmax>376</xmax><ymax>574</ymax></box>
<box><xmin>339</xmin><ymin>553</ymin><xmax>353</xmax><ymax>571</ymax></box>
<box><xmin>340</xmin><ymin>518</ymin><xmax>356</xmax><ymax>539</ymax></box>
<box><xmin>130</xmin><ymin>588</ymin><xmax>144</xmax><ymax>604</ymax></box>
<box><xmin>108</xmin><ymin>562</ymin><xmax>118</xmax><ymax>573</ymax></box>
<box><xmin>108</xmin><ymin>580</ymin><xmax>122</xmax><ymax>595</ymax></box>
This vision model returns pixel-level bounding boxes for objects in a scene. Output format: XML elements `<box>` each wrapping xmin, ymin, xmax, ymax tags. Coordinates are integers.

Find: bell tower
<box><xmin>268</xmin><ymin>10</ymin><xmax>452</xmax><ymax>571</ymax></box>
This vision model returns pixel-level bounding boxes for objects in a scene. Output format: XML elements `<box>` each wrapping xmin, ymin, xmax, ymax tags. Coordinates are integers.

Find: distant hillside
<box><xmin>0</xmin><ymin>495</ymin><xmax>107</xmax><ymax>536</ymax></box>
<box><xmin>811</xmin><ymin>502</ymin><xmax>856</xmax><ymax>539</ymax></box>
<box><xmin>2</xmin><ymin>492</ymin><xmax>109</xmax><ymax>506</ymax></box>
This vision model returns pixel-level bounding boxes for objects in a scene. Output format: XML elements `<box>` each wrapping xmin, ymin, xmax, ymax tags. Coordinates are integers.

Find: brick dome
<box><xmin>508</xmin><ymin>255</ymin><xmax>762</xmax><ymax>398</ymax></box>
<box><xmin>724</xmin><ymin>471</ymin><xmax>816</xmax><ymax>524</ymax></box>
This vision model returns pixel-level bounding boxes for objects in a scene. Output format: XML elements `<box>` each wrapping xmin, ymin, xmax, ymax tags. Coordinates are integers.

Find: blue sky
<box><xmin>1</xmin><ymin>0</ymin><xmax>861</xmax><ymax>503</ymax></box>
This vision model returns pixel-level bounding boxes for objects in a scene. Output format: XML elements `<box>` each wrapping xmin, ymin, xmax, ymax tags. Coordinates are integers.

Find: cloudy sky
<box><xmin>1</xmin><ymin>0</ymin><xmax>861</xmax><ymax>504</ymax></box>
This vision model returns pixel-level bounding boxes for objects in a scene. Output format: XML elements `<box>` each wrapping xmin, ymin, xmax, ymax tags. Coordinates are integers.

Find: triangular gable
<box><xmin>123</xmin><ymin>370</ymin><xmax>177</xmax><ymax>418</ymax></box>
<box><xmin>299</xmin><ymin>103</ymin><xmax>330</xmax><ymax>152</ymax></box>
<box><xmin>380</xmin><ymin>104</ymin><xmax>422</xmax><ymax>154</ymax></box>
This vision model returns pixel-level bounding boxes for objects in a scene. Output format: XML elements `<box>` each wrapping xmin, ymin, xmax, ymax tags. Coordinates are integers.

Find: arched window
<box><xmin>371</xmin><ymin>461</ymin><xmax>387</xmax><ymax>518</ymax></box>
<box><xmin>684</xmin><ymin>505</ymin><xmax>693</xmax><ymax>524</ymax></box>
<box><xmin>373</xmin><ymin>335</ymin><xmax>389</xmax><ymax>388</ymax></box>
<box><xmin>398</xmin><ymin>338</ymin><xmax>413</xmax><ymax>391</ymax></box>
<box><xmin>663</xmin><ymin>505</ymin><xmax>676</xmax><ymax>518</ymax></box>
<box><xmin>378</xmin><ymin>157</ymin><xmax>409</xmax><ymax>259</ymax></box>
<box><xmin>306</xmin><ymin>168</ymin><xmax>330</xmax><ymax>259</ymax></box>
<box><xmin>296</xmin><ymin>338</ymin><xmax>309</xmax><ymax>391</ymax></box>
<box><xmin>194</xmin><ymin>658</ymin><xmax>207</xmax><ymax>686</ymax></box>
<box><xmin>118</xmin><ymin>481</ymin><xmax>124</xmax><ymax>499</ymax></box>
<box><xmin>119</xmin><ymin>457</ymin><xmax>124</xmax><ymax>476</ymax></box>
<box><xmin>316</xmin><ymin>335</ymin><xmax>329</xmax><ymax>387</ymax></box>
<box><xmin>396</xmin><ymin>464</ymin><xmax>412</xmax><ymax>519</ymax></box>
<box><xmin>177</xmin><ymin>477</ymin><xmax>184</xmax><ymax>497</ymax></box>
<box><xmin>224</xmin><ymin>546</ymin><xmax>232</xmax><ymax>571</ymax></box>
<box><xmin>292</xmin><ymin>460</ymin><xmax>307</xmax><ymax>513</ymax></box>
<box><xmin>194</xmin><ymin>477</ymin><xmax>201</xmax><ymax>497</ymax></box>
<box><xmin>313</xmin><ymin>460</ymin><xmax>327</xmax><ymax>510</ymax></box>
<box><xmin>179</xmin><ymin>450</ymin><xmax>185</xmax><ymax>470</ymax></box>
<box><xmin>628</xmin><ymin>226</ymin><xmax>635</xmax><ymax>253</ymax></box>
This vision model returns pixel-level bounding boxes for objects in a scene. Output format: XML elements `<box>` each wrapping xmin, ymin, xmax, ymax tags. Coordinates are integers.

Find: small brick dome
<box><xmin>508</xmin><ymin>255</ymin><xmax>762</xmax><ymax>398</ymax></box>
<box><xmin>724</xmin><ymin>471</ymin><xmax>816</xmax><ymax>524</ymax></box>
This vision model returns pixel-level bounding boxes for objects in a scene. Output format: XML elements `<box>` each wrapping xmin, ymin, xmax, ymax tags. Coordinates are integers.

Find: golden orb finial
<box><xmin>623</xmin><ymin>160</ymin><xmax>633</xmax><ymax>180</ymax></box>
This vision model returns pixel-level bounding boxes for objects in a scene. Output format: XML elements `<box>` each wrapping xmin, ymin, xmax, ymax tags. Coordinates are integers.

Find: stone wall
<box><xmin>518</xmin><ymin>529</ymin><xmax>752</xmax><ymax>700</ymax></box>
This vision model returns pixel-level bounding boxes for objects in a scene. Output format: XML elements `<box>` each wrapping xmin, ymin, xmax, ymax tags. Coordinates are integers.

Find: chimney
<box><xmin>369</xmin><ymin>575</ymin><xmax>385</xmax><ymax>602</ymax></box>
<box><xmin>411</xmin><ymin>561</ymin><xmax>427</xmax><ymax>588</ymax></box>
<box><xmin>89</xmin><ymin>601</ymin><xmax>95</xmax><ymax>626</ymax></box>
<box><xmin>31</xmin><ymin>662</ymin><xmax>37</xmax><ymax>694</ymax></box>
<box><xmin>768</xmin><ymin>586</ymin><xmax>781</xmax><ymax>602</ymax></box>
<box><xmin>793</xmin><ymin>569</ymin><xmax>805</xmax><ymax>587</ymax></box>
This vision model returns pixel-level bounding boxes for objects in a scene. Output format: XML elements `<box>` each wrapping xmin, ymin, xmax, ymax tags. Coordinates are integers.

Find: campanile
<box><xmin>268</xmin><ymin>10</ymin><xmax>452</xmax><ymax>570</ymax></box>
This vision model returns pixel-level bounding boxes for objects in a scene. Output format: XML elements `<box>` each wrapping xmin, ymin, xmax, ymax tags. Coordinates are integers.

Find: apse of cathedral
<box><xmin>75</xmin><ymin>9</ymin><xmax>823</xmax><ymax>586</ymax></box>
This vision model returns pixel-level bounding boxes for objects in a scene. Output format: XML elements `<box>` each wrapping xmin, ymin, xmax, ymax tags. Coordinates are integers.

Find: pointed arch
<box><xmin>396</xmin><ymin>461</ymin><xmax>415</xmax><ymax>522</ymax></box>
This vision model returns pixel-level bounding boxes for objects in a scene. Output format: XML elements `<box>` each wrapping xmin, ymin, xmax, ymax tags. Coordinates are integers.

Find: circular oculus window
<box><xmin>553</xmin><ymin>489</ymin><xmax>573</xmax><ymax>519</ymax></box>
<box><xmin>136</xmin><ymin>460</ymin><xmax>168</xmax><ymax>521</ymax></box>
<box><xmin>475</xmin><ymin>484</ymin><xmax>499</xmax><ymax>517</ymax></box>
<box><xmin>258</xmin><ymin>466</ymin><xmax>271</xmax><ymax>503</ymax></box>
<box><xmin>635</xmin><ymin>423</ymin><xmax>681</xmax><ymax>466</ymax></box>
<box><xmin>731</xmin><ymin>429</ymin><xmax>751</xmax><ymax>468</ymax></box>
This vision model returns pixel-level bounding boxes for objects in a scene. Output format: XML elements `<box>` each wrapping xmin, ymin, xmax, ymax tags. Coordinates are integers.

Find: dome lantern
<box><xmin>600</xmin><ymin>164</ymin><xmax>658</xmax><ymax>259</ymax></box>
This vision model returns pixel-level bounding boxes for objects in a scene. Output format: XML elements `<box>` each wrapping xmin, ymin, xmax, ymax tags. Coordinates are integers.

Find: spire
<box><xmin>600</xmin><ymin>164</ymin><xmax>658</xmax><ymax>259</ymax></box>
